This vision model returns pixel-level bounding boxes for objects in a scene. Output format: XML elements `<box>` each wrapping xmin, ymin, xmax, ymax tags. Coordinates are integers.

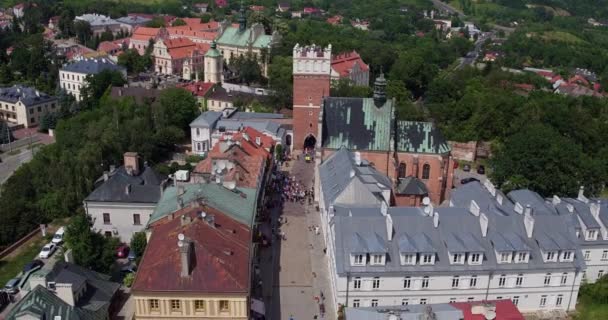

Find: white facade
<box><xmin>86</xmin><ymin>201</ymin><xmax>155</xmax><ymax>242</ymax></box>
<box><xmin>581</xmin><ymin>246</ymin><xmax>608</xmax><ymax>283</ymax></box>
<box><xmin>59</xmin><ymin>70</ymin><xmax>88</xmax><ymax>101</ymax></box>
<box><xmin>191</xmin><ymin>125</ymin><xmax>212</xmax><ymax>154</ymax></box>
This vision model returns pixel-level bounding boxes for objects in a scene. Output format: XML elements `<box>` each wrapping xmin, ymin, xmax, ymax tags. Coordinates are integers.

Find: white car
<box><xmin>38</xmin><ymin>243</ymin><xmax>56</xmax><ymax>259</ymax></box>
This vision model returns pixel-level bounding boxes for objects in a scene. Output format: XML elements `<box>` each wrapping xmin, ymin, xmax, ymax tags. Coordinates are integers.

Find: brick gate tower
<box><xmin>292</xmin><ymin>43</ymin><xmax>331</xmax><ymax>151</ymax></box>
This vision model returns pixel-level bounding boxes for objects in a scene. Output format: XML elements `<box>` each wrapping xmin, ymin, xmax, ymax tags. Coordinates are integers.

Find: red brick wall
<box><xmin>395</xmin><ymin>153</ymin><xmax>452</xmax><ymax>204</ymax></box>
<box><xmin>293</xmin><ymin>74</ymin><xmax>330</xmax><ymax>149</ymax></box>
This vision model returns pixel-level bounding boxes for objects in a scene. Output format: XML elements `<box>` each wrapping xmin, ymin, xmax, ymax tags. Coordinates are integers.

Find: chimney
<box><xmin>125</xmin><ymin>184</ymin><xmax>131</xmax><ymax>195</ymax></box>
<box><xmin>480</xmin><ymin>213</ymin><xmax>488</xmax><ymax>237</ymax></box>
<box><xmin>181</xmin><ymin>214</ymin><xmax>192</xmax><ymax>226</ymax></box>
<box><xmin>552</xmin><ymin>195</ymin><xmax>561</xmax><ymax>206</ymax></box>
<box><xmin>178</xmin><ymin>236</ymin><xmax>192</xmax><ymax>277</ymax></box>
<box><xmin>578</xmin><ymin>186</ymin><xmax>588</xmax><ymax>203</ymax></box>
<box><xmin>496</xmin><ymin>194</ymin><xmax>503</xmax><ymax>205</ymax></box>
<box><xmin>103</xmin><ymin>172</ymin><xmax>109</xmax><ymax>181</ymax></box>
<box><xmin>123</xmin><ymin>152</ymin><xmax>140</xmax><ymax>176</ymax></box>
<box><xmin>524</xmin><ymin>212</ymin><xmax>535</xmax><ymax>238</ymax></box>
<box><xmin>118</xmin><ymin>88</ymin><xmax>123</xmax><ymax>96</ymax></box>
<box><xmin>433</xmin><ymin>212</ymin><xmax>439</xmax><ymax>228</ymax></box>
<box><xmin>524</xmin><ymin>204</ymin><xmax>532</xmax><ymax>216</ymax></box>
<box><xmin>386</xmin><ymin>213</ymin><xmax>393</xmax><ymax>241</ymax></box>
<box><xmin>177</xmin><ymin>197</ymin><xmax>184</xmax><ymax>209</ymax></box>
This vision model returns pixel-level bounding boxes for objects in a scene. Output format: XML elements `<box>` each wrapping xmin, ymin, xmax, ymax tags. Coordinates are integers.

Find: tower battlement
<box><xmin>293</xmin><ymin>43</ymin><xmax>332</xmax><ymax>76</ymax></box>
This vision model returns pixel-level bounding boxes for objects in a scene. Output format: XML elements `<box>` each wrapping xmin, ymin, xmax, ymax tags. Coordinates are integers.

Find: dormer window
<box><xmin>352</xmin><ymin>254</ymin><xmax>365</xmax><ymax>266</ymax></box>
<box><xmin>469</xmin><ymin>253</ymin><xmax>482</xmax><ymax>265</ymax></box>
<box><xmin>371</xmin><ymin>254</ymin><xmax>385</xmax><ymax>266</ymax></box>
<box><xmin>560</xmin><ymin>251</ymin><xmax>574</xmax><ymax>262</ymax></box>
<box><xmin>515</xmin><ymin>251</ymin><xmax>529</xmax><ymax>263</ymax></box>
<box><xmin>587</xmin><ymin>229</ymin><xmax>598</xmax><ymax>241</ymax></box>
<box><xmin>545</xmin><ymin>251</ymin><xmax>558</xmax><ymax>262</ymax></box>
<box><xmin>401</xmin><ymin>253</ymin><xmax>416</xmax><ymax>265</ymax></box>
<box><xmin>421</xmin><ymin>253</ymin><xmax>435</xmax><ymax>265</ymax></box>
<box><xmin>499</xmin><ymin>252</ymin><xmax>512</xmax><ymax>263</ymax></box>
<box><xmin>451</xmin><ymin>253</ymin><xmax>464</xmax><ymax>264</ymax></box>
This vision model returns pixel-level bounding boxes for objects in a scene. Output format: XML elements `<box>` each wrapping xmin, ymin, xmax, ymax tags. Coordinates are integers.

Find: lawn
<box><xmin>573</xmin><ymin>301</ymin><xmax>608</xmax><ymax>320</ymax></box>
<box><xmin>0</xmin><ymin>237</ymin><xmax>46</xmax><ymax>286</ymax></box>
<box><xmin>540</xmin><ymin>31</ymin><xmax>585</xmax><ymax>44</ymax></box>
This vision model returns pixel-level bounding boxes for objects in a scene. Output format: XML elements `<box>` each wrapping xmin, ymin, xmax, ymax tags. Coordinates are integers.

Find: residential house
<box><xmin>129</xmin><ymin>26</ymin><xmax>169</xmax><ymax>55</ymax></box>
<box><xmin>303</xmin><ymin>7</ymin><xmax>321</xmax><ymax>15</ymax></box>
<box><xmin>116</xmin><ymin>15</ymin><xmax>152</xmax><ymax>33</ymax></box>
<box><xmin>190</xmin><ymin>107</ymin><xmax>288</xmax><ymax>155</ymax></box>
<box><xmin>97</xmin><ymin>40</ymin><xmax>126</xmax><ymax>57</ymax></box>
<box><xmin>7</xmin><ymin>261</ymin><xmax>120</xmax><ymax>320</ymax></box>
<box><xmin>351</xmin><ymin>19</ymin><xmax>370</xmax><ymax>31</ymax></box>
<box><xmin>48</xmin><ymin>15</ymin><xmax>60</xmax><ymax>30</ymax></box>
<box><xmin>215</xmin><ymin>0</ymin><xmax>228</xmax><ymax>8</ymax></box>
<box><xmin>84</xmin><ymin>152</ymin><xmax>166</xmax><ymax>242</ymax></box>
<box><xmin>321</xmin><ymin>154</ymin><xmax>583</xmax><ymax>312</ymax></box>
<box><xmin>0</xmin><ymin>85</ymin><xmax>57</xmax><ymax>128</ymax></box>
<box><xmin>250</xmin><ymin>5</ymin><xmax>265</xmax><ymax>12</ymax></box>
<box><xmin>110</xmin><ymin>86</ymin><xmax>162</xmax><ymax>105</ymax></box>
<box><xmin>132</xmin><ymin>202</ymin><xmax>251</xmax><ymax>319</ymax></box>
<box><xmin>59</xmin><ymin>57</ymin><xmax>127</xmax><ymax>101</ymax></box>
<box><xmin>74</xmin><ymin>14</ymin><xmax>122</xmax><ymax>36</ymax></box>
<box><xmin>152</xmin><ymin>38</ymin><xmax>209</xmax><ymax>79</ymax></box>
<box><xmin>177</xmin><ymin>81</ymin><xmax>216</xmax><ymax>108</ymax></box>
<box><xmin>327</xmin><ymin>15</ymin><xmax>343</xmax><ymax>25</ymax></box>
<box><xmin>215</xmin><ymin>6</ymin><xmax>278</xmax><ymax>76</ymax></box>
<box><xmin>277</xmin><ymin>2</ymin><xmax>290</xmax><ymax>12</ymax></box>
<box><xmin>194</xmin><ymin>3</ymin><xmax>209</xmax><ymax>13</ymax></box>
<box><xmin>331</xmin><ymin>50</ymin><xmax>370</xmax><ymax>86</ymax></box>
<box><xmin>12</xmin><ymin>3</ymin><xmax>25</xmax><ymax>18</ymax></box>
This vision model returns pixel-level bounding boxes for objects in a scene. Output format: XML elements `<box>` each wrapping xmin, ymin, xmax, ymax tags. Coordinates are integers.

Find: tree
<box><xmin>74</xmin><ymin>20</ymin><xmax>92</xmax><ymax>46</ymax></box>
<box><xmin>267</xmin><ymin>56</ymin><xmax>292</xmax><ymax>108</ymax></box>
<box><xmin>58</xmin><ymin>9</ymin><xmax>75</xmax><ymax>37</ymax></box>
<box><xmin>82</xmin><ymin>70</ymin><xmax>126</xmax><ymax>103</ymax></box>
<box><xmin>200</xmin><ymin>14</ymin><xmax>211</xmax><ymax>23</ymax></box>
<box><xmin>146</xmin><ymin>17</ymin><xmax>166</xmax><ymax>28</ymax></box>
<box><xmin>39</xmin><ymin>113</ymin><xmax>58</xmax><ymax>132</ymax></box>
<box><xmin>100</xmin><ymin>28</ymin><xmax>114</xmax><ymax>42</ymax></box>
<box><xmin>130</xmin><ymin>231</ymin><xmax>147</xmax><ymax>263</ymax></box>
<box><xmin>172</xmin><ymin>18</ymin><xmax>187</xmax><ymax>26</ymax></box>
<box><xmin>490</xmin><ymin>123</ymin><xmax>601</xmax><ymax>196</ymax></box>
<box><xmin>64</xmin><ymin>214</ymin><xmax>116</xmax><ymax>272</ymax></box>
<box><xmin>231</xmin><ymin>53</ymin><xmax>262</xmax><ymax>85</ymax></box>
<box><xmin>158</xmin><ymin>88</ymin><xmax>198</xmax><ymax>131</ymax></box>
<box><xmin>330</xmin><ymin>78</ymin><xmax>372</xmax><ymax>97</ymax></box>
<box><xmin>0</xmin><ymin>63</ymin><xmax>13</xmax><ymax>85</ymax></box>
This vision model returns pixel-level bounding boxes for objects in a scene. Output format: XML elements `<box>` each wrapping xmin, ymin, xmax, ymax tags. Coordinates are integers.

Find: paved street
<box><xmin>0</xmin><ymin>149</ymin><xmax>34</xmax><ymax>184</ymax></box>
<box><xmin>430</xmin><ymin>0</ymin><xmax>465</xmax><ymax>17</ymax></box>
<box><xmin>260</xmin><ymin>154</ymin><xmax>335</xmax><ymax>320</ymax></box>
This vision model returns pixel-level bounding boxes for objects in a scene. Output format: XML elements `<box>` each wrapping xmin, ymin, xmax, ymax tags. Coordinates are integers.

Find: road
<box><xmin>0</xmin><ymin>149</ymin><xmax>35</xmax><ymax>185</ymax></box>
<box><xmin>431</xmin><ymin>0</ymin><xmax>465</xmax><ymax>18</ymax></box>
<box><xmin>458</xmin><ymin>32</ymin><xmax>493</xmax><ymax>69</ymax></box>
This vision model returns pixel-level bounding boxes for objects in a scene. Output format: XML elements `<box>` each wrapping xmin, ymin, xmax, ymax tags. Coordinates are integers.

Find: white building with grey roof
<box><xmin>74</xmin><ymin>14</ymin><xmax>122</xmax><ymax>36</ymax></box>
<box><xmin>319</xmin><ymin>148</ymin><xmax>584</xmax><ymax>315</ymax></box>
<box><xmin>452</xmin><ymin>181</ymin><xmax>608</xmax><ymax>285</ymax></box>
<box><xmin>59</xmin><ymin>57</ymin><xmax>126</xmax><ymax>101</ymax></box>
<box><xmin>0</xmin><ymin>85</ymin><xmax>58</xmax><ymax>128</ymax></box>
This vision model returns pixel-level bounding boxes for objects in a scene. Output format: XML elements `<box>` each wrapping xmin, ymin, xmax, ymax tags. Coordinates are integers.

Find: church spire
<box><xmin>238</xmin><ymin>0</ymin><xmax>247</xmax><ymax>32</ymax></box>
<box><xmin>373</xmin><ymin>73</ymin><xmax>387</xmax><ymax>107</ymax></box>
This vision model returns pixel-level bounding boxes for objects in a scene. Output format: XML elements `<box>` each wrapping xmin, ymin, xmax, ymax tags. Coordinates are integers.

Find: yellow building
<box><xmin>131</xmin><ymin>203</ymin><xmax>252</xmax><ymax>319</ymax></box>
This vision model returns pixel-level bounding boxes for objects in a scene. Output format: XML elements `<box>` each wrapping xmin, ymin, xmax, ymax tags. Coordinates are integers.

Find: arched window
<box><xmin>422</xmin><ymin>164</ymin><xmax>430</xmax><ymax>180</ymax></box>
<box><xmin>398</xmin><ymin>163</ymin><xmax>406</xmax><ymax>178</ymax></box>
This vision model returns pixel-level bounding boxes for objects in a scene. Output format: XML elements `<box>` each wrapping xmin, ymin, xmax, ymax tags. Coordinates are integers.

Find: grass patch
<box><xmin>540</xmin><ymin>31</ymin><xmax>585</xmax><ymax>44</ymax></box>
<box><xmin>574</xmin><ymin>301</ymin><xmax>608</xmax><ymax>320</ymax></box>
<box><xmin>0</xmin><ymin>238</ymin><xmax>45</xmax><ymax>286</ymax></box>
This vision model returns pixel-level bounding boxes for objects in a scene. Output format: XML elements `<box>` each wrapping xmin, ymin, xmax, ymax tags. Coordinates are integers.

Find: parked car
<box><xmin>4</xmin><ymin>277</ymin><xmax>21</xmax><ymax>295</ymax></box>
<box><xmin>463</xmin><ymin>164</ymin><xmax>471</xmax><ymax>172</ymax></box>
<box><xmin>116</xmin><ymin>245</ymin><xmax>130</xmax><ymax>259</ymax></box>
<box><xmin>38</xmin><ymin>243</ymin><xmax>57</xmax><ymax>259</ymax></box>
<box><xmin>51</xmin><ymin>227</ymin><xmax>65</xmax><ymax>245</ymax></box>
<box><xmin>477</xmin><ymin>165</ymin><xmax>486</xmax><ymax>175</ymax></box>
<box><xmin>461</xmin><ymin>177</ymin><xmax>480</xmax><ymax>185</ymax></box>
<box><xmin>23</xmin><ymin>260</ymin><xmax>44</xmax><ymax>273</ymax></box>
<box><xmin>120</xmin><ymin>264</ymin><xmax>137</xmax><ymax>275</ymax></box>
<box><xmin>127</xmin><ymin>250</ymin><xmax>137</xmax><ymax>261</ymax></box>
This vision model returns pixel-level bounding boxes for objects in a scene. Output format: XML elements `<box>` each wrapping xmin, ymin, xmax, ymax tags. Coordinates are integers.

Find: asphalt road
<box><xmin>0</xmin><ymin>149</ymin><xmax>35</xmax><ymax>185</ymax></box>
<box><xmin>431</xmin><ymin>0</ymin><xmax>465</xmax><ymax>17</ymax></box>
<box><xmin>458</xmin><ymin>32</ymin><xmax>493</xmax><ymax>69</ymax></box>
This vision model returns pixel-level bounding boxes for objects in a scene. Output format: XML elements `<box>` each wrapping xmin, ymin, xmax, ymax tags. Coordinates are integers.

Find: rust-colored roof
<box><xmin>451</xmin><ymin>300</ymin><xmax>524</xmax><ymax>320</ymax></box>
<box><xmin>176</xmin><ymin>81</ymin><xmax>215</xmax><ymax>97</ymax></box>
<box><xmin>331</xmin><ymin>50</ymin><xmax>369</xmax><ymax>77</ymax></box>
<box><xmin>250</xmin><ymin>5</ymin><xmax>265</xmax><ymax>11</ymax></box>
<box><xmin>327</xmin><ymin>15</ymin><xmax>343</xmax><ymax>25</ymax></box>
<box><xmin>97</xmin><ymin>41</ymin><xmax>120</xmax><ymax>52</ymax></box>
<box><xmin>132</xmin><ymin>205</ymin><xmax>251</xmax><ymax>294</ymax></box>
<box><xmin>166</xmin><ymin>26</ymin><xmax>218</xmax><ymax>41</ymax></box>
<box><xmin>165</xmin><ymin>40</ymin><xmax>209</xmax><ymax>59</ymax></box>
<box><xmin>242</xmin><ymin>126</ymin><xmax>275</xmax><ymax>149</ymax></box>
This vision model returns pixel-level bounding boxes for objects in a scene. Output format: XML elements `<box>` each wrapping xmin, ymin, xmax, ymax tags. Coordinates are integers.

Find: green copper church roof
<box><xmin>395</xmin><ymin>121</ymin><xmax>451</xmax><ymax>154</ymax></box>
<box><xmin>149</xmin><ymin>183</ymin><xmax>258</xmax><ymax>227</ymax></box>
<box><xmin>322</xmin><ymin>97</ymin><xmax>394</xmax><ymax>151</ymax></box>
<box><xmin>206</xmin><ymin>41</ymin><xmax>222</xmax><ymax>57</ymax></box>
<box><xmin>217</xmin><ymin>26</ymin><xmax>273</xmax><ymax>48</ymax></box>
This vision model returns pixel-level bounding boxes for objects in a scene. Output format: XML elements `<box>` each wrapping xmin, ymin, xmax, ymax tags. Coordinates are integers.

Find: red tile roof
<box><xmin>194</xmin><ymin>129</ymin><xmax>272</xmax><ymax>188</ymax></box>
<box><xmin>215</xmin><ymin>0</ymin><xmax>228</xmax><ymax>8</ymax></box>
<box><xmin>167</xmin><ymin>41</ymin><xmax>209</xmax><ymax>59</ymax></box>
<box><xmin>97</xmin><ymin>41</ymin><xmax>121</xmax><ymax>53</ymax></box>
<box><xmin>242</xmin><ymin>126</ymin><xmax>275</xmax><ymax>149</ymax></box>
<box><xmin>166</xmin><ymin>26</ymin><xmax>218</xmax><ymax>41</ymax></box>
<box><xmin>331</xmin><ymin>50</ymin><xmax>369</xmax><ymax>77</ymax></box>
<box><xmin>177</xmin><ymin>81</ymin><xmax>215</xmax><ymax>97</ymax></box>
<box><xmin>303</xmin><ymin>7</ymin><xmax>320</xmax><ymax>13</ymax></box>
<box><xmin>451</xmin><ymin>300</ymin><xmax>524</xmax><ymax>320</ymax></box>
<box><xmin>132</xmin><ymin>205</ymin><xmax>251</xmax><ymax>294</ymax></box>
<box><xmin>327</xmin><ymin>15</ymin><xmax>343</xmax><ymax>25</ymax></box>
<box><xmin>131</xmin><ymin>26</ymin><xmax>163</xmax><ymax>41</ymax></box>
<box><xmin>250</xmin><ymin>5</ymin><xmax>265</xmax><ymax>11</ymax></box>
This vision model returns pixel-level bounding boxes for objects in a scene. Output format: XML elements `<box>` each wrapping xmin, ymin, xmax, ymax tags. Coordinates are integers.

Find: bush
<box><xmin>123</xmin><ymin>272</ymin><xmax>135</xmax><ymax>287</ymax></box>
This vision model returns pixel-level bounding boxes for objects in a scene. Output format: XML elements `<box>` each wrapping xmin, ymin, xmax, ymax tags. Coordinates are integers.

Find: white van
<box><xmin>51</xmin><ymin>227</ymin><xmax>65</xmax><ymax>245</ymax></box>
